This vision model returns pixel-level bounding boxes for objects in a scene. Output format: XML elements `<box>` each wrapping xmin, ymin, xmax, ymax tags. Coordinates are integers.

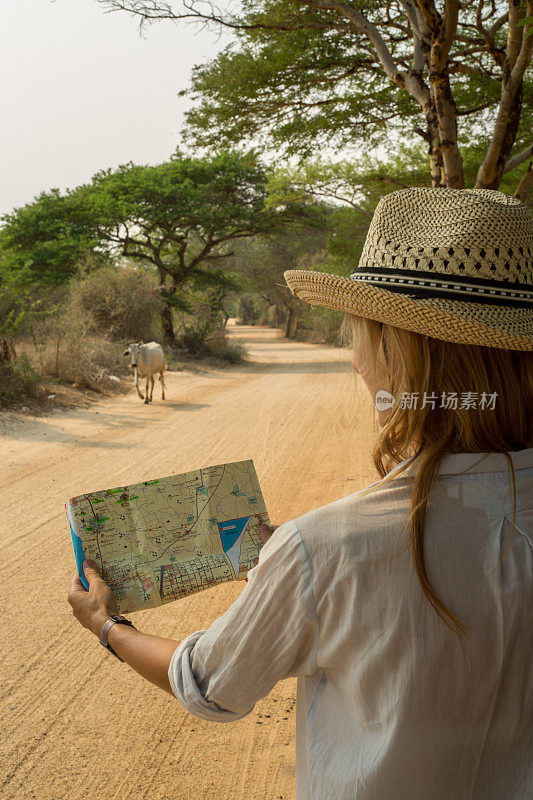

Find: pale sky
<box><xmin>0</xmin><ymin>0</ymin><xmax>233</xmax><ymax>216</ymax></box>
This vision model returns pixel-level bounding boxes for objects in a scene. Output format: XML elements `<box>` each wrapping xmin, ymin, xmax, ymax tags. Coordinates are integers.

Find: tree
<box><xmin>99</xmin><ymin>0</ymin><xmax>533</xmax><ymax>195</ymax></box>
<box><xmin>0</xmin><ymin>251</ymin><xmax>47</xmax><ymax>364</ymax></box>
<box><xmin>83</xmin><ymin>150</ymin><xmax>274</xmax><ymax>342</ymax></box>
<box><xmin>0</xmin><ymin>189</ymin><xmax>104</xmax><ymax>286</ymax></box>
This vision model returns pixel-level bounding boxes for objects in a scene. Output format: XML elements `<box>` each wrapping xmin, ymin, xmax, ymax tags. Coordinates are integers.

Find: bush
<box><xmin>47</xmin><ymin>335</ymin><xmax>129</xmax><ymax>392</ymax></box>
<box><xmin>173</xmin><ymin>284</ymin><xmax>248</xmax><ymax>363</ymax></box>
<box><xmin>0</xmin><ymin>354</ymin><xmax>42</xmax><ymax>406</ymax></box>
<box><xmin>24</xmin><ymin>263</ymin><xmax>163</xmax><ymax>393</ymax></box>
<box><xmin>207</xmin><ymin>339</ymin><xmax>246</xmax><ymax>364</ymax></box>
<box><xmin>70</xmin><ymin>264</ymin><xmax>163</xmax><ymax>341</ymax></box>
<box><xmin>31</xmin><ymin>298</ymin><xmax>129</xmax><ymax>392</ymax></box>
<box><xmin>293</xmin><ymin>305</ymin><xmax>345</xmax><ymax>345</ymax></box>
<box><xmin>44</xmin><ymin>330</ymin><xmax>129</xmax><ymax>393</ymax></box>
<box><xmin>171</xmin><ymin>334</ymin><xmax>246</xmax><ymax>365</ymax></box>
<box><xmin>175</xmin><ymin>331</ymin><xmax>211</xmax><ymax>358</ymax></box>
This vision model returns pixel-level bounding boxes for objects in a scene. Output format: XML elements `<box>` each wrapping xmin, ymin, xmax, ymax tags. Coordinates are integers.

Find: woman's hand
<box><xmin>246</xmin><ymin>523</ymin><xmax>280</xmax><ymax>577</ymax></box>
<box><xmin>67</xmin><ymin>561</ymin><xmax>179</xmax><ymax>694</ymax></box>
<box><xmin>258</xmin><ymin>523</ymin><xmax>279</xmax><ymax>545</ymax></box>
<box><xmin>67</xmin><ymin>560</ymin><xmax>118</xmax><ymax>638</ymax></box>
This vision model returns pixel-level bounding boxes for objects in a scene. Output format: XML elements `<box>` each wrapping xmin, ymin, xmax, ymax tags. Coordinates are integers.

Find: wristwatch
<box><xmin>100</xmin><ymin>614</ymin><xmax>134</xmax><ymax>662</ymax></box>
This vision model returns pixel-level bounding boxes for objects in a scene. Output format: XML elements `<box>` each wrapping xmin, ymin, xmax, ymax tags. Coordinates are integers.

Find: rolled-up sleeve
<box><xmin>168</xmin><ymin>520</ymin><xmax>319</xmax><ymax>721</ymax></box>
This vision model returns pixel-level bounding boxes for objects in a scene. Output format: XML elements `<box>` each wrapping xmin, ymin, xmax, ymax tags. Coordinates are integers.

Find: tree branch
<box><xmin>298</xmin><ymin>0</ymin><xmax>407</xmax><ymax>87</ymax></box>
<box><xmin>476</xmin><ymin>0</ymin><xmax>533</xmax><ymax>188</ymax></box>
<box><xmin>475</xmin><ymin>0</ymin><xmax>505</xmax><ymax>67</ymax></box>
<box><xmin>456</xmin><ymin>99</ymin><xmax>496</xmax><ymax>115</ymax></box>
<box><xmin>514</xmin><ymin>161</ymin><xmax>533</xmax><ymax>202</ymax></box>
<box><xmin>415</xmin><ymin>0</ymin><xmax>441</xmax><ymax>38</ymax></box>
<box><xmin>503</xmin><ymin>142</ymin><xmax>533</xmax><ymax>174</ymax></box>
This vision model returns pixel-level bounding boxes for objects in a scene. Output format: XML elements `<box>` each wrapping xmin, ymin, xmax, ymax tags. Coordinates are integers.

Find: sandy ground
<box><xmin>0</xmin><ymin>323</ymin><xmax>378</xmax><ymax>800</ymax></box>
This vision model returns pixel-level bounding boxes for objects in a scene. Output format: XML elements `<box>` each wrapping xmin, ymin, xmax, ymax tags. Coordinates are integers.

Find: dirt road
<box><xmin>1</xmin><ymin>324</ymin><xmax>378</xmax><ymax>800</ymax></box>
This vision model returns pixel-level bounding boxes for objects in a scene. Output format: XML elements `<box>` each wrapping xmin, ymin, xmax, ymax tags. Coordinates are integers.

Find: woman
<box><xmin>68</xmin><ymin>187</ymin><xmax>533</xmax><ymax>799</ymax></box>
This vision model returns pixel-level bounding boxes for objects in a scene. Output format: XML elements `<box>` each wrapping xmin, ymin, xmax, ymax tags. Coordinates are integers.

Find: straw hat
<box><xmin>284</xmin><ymin>187</ymin><xmax>533</xmax><ymax>350</ymax></box>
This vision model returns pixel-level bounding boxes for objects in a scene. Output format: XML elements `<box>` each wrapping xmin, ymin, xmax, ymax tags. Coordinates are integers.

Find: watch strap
<box><xmin>100</xmin><ymin>614</ymin><xmax>134</xmax><ymax>662</ymax></box>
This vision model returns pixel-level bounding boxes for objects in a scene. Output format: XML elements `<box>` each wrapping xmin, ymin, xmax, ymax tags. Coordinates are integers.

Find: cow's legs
<box><xmin>159</xmin><ymin>370</ymin><xmax>166</xmax><ymax>400</ymax></box>
<box><xmin>144</xmin><ymin>375</ymin><xmax>150</xmax><ymax>403</ymax></box>
<box><xmin>149</xmin><ymin>375</ymin><xmax>155</xmax><ymax>402</ymax></box>
<box><xmin>134</xmin><ymin>368</ymin><xmax>144</xmax><ymax>400</ymax></box>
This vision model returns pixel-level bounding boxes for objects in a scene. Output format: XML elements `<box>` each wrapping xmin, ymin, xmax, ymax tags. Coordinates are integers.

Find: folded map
<box><xmin>66</xmin><ymin>459</ymin><xmax>270</xmax><ymax>614</ymax></box>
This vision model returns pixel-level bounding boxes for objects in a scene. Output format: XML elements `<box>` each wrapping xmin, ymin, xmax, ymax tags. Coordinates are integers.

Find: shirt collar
<box><xmin>386</xmin><ymin>447</ymin><xmax>533</xmax><ymax>478</ymax></box>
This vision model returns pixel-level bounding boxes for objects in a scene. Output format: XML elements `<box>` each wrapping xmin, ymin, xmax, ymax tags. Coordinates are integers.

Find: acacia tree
<box><xmin>84</xmin><ymin>150</ymin><xmax>277</xmax><ymax>342</ymax></box>
<box><xmin>99</xmin><ymin>0</ymin><xmax>532</xmax><ymax>196</ymax></box>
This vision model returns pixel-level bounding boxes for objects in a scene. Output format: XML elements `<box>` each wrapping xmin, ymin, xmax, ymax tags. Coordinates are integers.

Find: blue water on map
<box><xmin>218</xmin><ymin>517</ymin><xmax>250</xmax><ymax>551</ymax></box>
<box><xmin>69</xmin><ymin>520</ymin><xmax>90</xmax><ymax>590</ymax></box>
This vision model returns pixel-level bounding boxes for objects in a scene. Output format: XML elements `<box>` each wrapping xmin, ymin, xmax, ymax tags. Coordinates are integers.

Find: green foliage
<box><xmin>267</xmin><ymin>146</ymin><xmax>432</xmax><ymax>273</ymax></box>
<box><xmin>182</xmin><ymin>3</ymin><xmax>420</xmax><ymax>158</ymax></box>
<box><xmin>228</xmin><ymin>211</ymin><xmax>330</xmax><ymax>287</ymax></box>
<box><xmin>0</xmin><ymin>151</ymin><xmax>277</xmax><ymax>337</ymax></box>
<box><xmin>0</xmin><ymin>189</ymin><xmax>105</xmax><ymax>286</ymax></box>
<box><xmin>0</xmin><ymin>149</ymin><xmax>282</xmax><ymax>343</ymax></box>
<box><xmin>237</xmin><ymin>294</ymin><xmax>270</xmax><ymax>325</ymax></box>
<box><xmin>0</xmin><ymin>256</ymin><xmax>48</xmax><ymax>359</ymax></box>
<box><xmin>0</xmin><ymin>273</ymin><xmax>32</xmax><ymax>347</ymax></box>
<box><xmin>516</xmin><ymin>15</ymin><xmax>533</xmax><ymax>37</ymax></box>
<box><xmin>175</xmin><ymin>0</ymin><xmax>532</xmax><ymax>189</ymax></box>
<box><xmin>174</xmin><ymin>280</ymin><xmax>236</xmax><ymax>352</ymax></box>
<box><xmin>86</xmin><ymin>149</ymin><xmax>273</xmax><ymax>269</ymax></box>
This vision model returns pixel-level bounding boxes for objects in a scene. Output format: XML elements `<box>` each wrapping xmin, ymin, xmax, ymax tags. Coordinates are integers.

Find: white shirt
<box><xmin>168</xmin><ymin>448</ymin><xmax>533</xmax><ymax>799</ymax></box>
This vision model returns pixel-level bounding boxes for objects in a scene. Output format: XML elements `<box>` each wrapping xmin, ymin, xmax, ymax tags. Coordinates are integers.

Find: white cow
<box><xmin>123</xmin><ymin>341</ymin><xmax>166</xmax><ymax>404</ymax></box>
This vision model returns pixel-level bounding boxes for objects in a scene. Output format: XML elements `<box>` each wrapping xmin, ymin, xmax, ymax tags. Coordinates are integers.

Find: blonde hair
<box><xmin>341</xmin><ymin>313</ymin><xmax>533</xmax><ymax>636</ymax></box>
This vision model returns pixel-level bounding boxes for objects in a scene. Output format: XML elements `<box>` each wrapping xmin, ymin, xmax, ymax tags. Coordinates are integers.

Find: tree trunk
<box><xmin>419</xmin><ymin>98</ymin><xmax>445</xmax><ymax>187</ymax></box>
<box><xmin>476</xmin><ymin>0</ymin><xmax>533</xmax><ymax>190</ymax></box>
<box><xmin>161</xmin><ymin>302</ymin><xmax>175</xmax><ymax>345</ymax></box>
<box><xmin>0</xmin><ymin>338</ymin><xmax>12</xmax><ymax>363</ymax></box>
<box><xmin>476</xmin><ymin>83</ymin><xmax>524</xmax><ymax>189</ymax></box>
<box><xmin>158</xmin><ymin>269</ymin><xmax>176</xmax><ymax>345</ymax></box>
<box><xmin>285</xmin><ymin>304</ymin><xmax>299</xmax><ymax>339</ymax></box>
<box><xmin>429</xmin><ymin>72</ymin><xmax>464</xmax><ymax>188</ymax></box>
<box><xmin>515</xmin><ymin>161</ymin><xmax>533</xmax><ymax>203</ymax></box>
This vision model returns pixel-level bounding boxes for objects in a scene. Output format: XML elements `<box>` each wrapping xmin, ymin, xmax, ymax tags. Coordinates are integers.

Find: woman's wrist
<box><xmin>90</xmin><ymin>610</ymin><xmax>114</xmax><ymax>638</ymax></box>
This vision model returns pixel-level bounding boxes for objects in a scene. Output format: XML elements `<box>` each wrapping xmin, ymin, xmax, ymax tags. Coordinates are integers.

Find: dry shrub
<box><xmin>29</xmin><ymin>263</ymin><xmax>163</xmax><ymax>392</ymax></box>
<box><xmin>70</xmin><ymin>264</ymin><xmax>163</xmax><ymax>341</ymax></box>
<box><xmin>38</xmin><ymin>300</ymin><xmax>130</xmax><ymax>393</ymax></box>
<box><xmin>46</xmin><ymin>335</ymin><xmax>129</xmax><ymax>393</ymax></box>
<box><xmin>0</xmin><ymin>354</ymin><xmax>42</xmax><ymax>407</ymax></box>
